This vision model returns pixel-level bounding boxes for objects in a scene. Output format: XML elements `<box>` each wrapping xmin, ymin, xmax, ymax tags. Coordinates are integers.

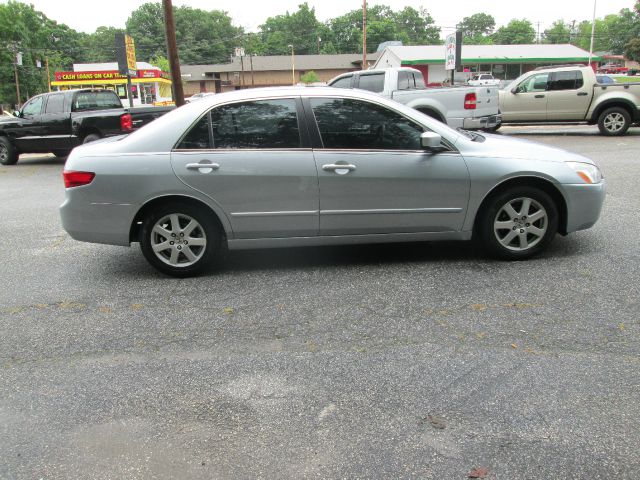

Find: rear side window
<box><xmin>398</xmin><ymin>71</ymin><xmax>411</xmax><ymax>90</ymax></box>
<box><xmin>72</xmin><ymin>91</ymin><xmax>122</xmax><ymax>111</ymax></box>
<box><xmin>177</xmin><ymin>115</ymin><xmax>211</xmax><ymax>149</ymax></box>
<box><xmin>45</xmin><ymin>94</ymin><xmax>65</xmax><ymax>114</ymax></box>
<box><xmin>548</xmin><ymin>71</ymin><xmax>584</xmax><ymax>90</ymax></box>
<box><xmin>210</xmin><ymin>99</ymin><xmax>300</xmax><ymax>149</ymax></box>
<box><xmin>357</xmin><ymin>73</ymin><xmax>385</xmax><ymax>93</ymax></box>
<box><xmin>330</xmin><ymin>76</ymin><xmax>352</xmax><ymax>88</ymax></box>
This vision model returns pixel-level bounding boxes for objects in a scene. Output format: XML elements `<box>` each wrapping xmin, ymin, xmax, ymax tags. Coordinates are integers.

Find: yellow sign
<box><xmin>125</xmin><ymin>35</ymin><xmax>136</xmax><ymax>72</ymax></box>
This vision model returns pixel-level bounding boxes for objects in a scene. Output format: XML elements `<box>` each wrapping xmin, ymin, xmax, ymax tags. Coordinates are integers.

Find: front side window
<box><xmin>310</xmin><ymin>97</ymin><xmax>425</xmax><ymax>151</ymax></box>
<box><xmin>210</xmin><ymin>99</ymin><xmax>300</xmax><ymax>149</ymax></box>
<box><xmin>22</xmin><ymin>96</ymin><xmax>44</xmax><ymax>116</ymax></box>
<box><xmin>357</xmin><ymin>73</ymin><xmax>385</xmax><ymax>93</ymax></box>
<box><xmin>517</xmin><ymin>73</ymin><xmax>549</xmax><ymax>93</ymax></box>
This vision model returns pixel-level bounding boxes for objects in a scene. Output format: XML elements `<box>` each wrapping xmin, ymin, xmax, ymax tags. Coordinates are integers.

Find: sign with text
<box><xmin>115</xmin><ymin>33</ymin><xmax>137</xmax><ymax>76</ymax></box>
<box><xmin>445</xmin><ymin>32</ymin><xmax>463</xmax><ymax>72</ymax></box>
<box><xmin>54</xmin><ymin>69</ymin><xmax>170</xmax><ymax>82</ymax></box>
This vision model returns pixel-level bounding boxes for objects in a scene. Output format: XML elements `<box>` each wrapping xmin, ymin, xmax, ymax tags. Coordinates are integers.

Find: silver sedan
<box><xmin>60</xmin><ymin>87</ymin><xmax>605</xmax><ymax>276</ymax></box>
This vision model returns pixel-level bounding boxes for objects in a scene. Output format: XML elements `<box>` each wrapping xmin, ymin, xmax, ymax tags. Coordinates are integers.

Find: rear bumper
<box><xmin>560</xmin><ymin>181</ymin><xmax>606</xmax><ymax>233</ymax></box>
<box><xmin>463</xmin><ymin>114</ymin><xmax>502</xmax><ymax>130</ymax></box>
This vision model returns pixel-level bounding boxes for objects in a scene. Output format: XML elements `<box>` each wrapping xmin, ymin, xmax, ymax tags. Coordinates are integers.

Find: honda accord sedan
<box><xmin>60</xmin><ymin>87</ymin><xmax>605</xmax><ymax>276</ymax></box>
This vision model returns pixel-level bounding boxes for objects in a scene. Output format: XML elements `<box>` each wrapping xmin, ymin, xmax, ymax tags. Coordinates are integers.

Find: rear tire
<box><xmin>0</xmin><ymin>136</ymin><xmax>18</xmax><ymax>165</ymax></box>
<box><xmin>82</xmin><ymin>133</ymin><xmax>101</xmax><ymax>144</ymax></box>
<box><xmin>139</xmin><ymin>202</ymin><xmax>221</xmax><ymax>277</ymax></box>
<box><xmin>597</xmin><ymin>107</ymin><xmax>631</xmax><ymax>136</ymax></box>
<box><xmin>477</xmin><ymin>186</ymin><xmax>558</xmax><ymax>260</ymax></box>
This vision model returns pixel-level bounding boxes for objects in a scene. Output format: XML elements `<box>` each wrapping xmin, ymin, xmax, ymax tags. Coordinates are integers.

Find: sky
<box><xmin>2</xmin><ymin>0</ymin><xmax>635</xmax><ymax>35</ymax></box>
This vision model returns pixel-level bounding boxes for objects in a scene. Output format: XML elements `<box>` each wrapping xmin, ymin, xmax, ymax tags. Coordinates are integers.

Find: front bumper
<box><xmin>560</xmin><ymin>180</ymin><xmax>606</xmax><ymax>234</ymax></box>
<box><xmin>463</xmin><ymin>114</ymin><xmax>502</xmax><ymax>130</ymax></box>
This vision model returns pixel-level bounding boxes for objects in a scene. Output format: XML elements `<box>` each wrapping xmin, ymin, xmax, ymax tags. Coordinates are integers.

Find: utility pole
<box><xmin>11</xmin><ymin>45</ymin><xmax>21</xmax><ymax>109</ymax></box>
<box><xmin>362</xmin><ymin>0</ymin><xmax>367</xmax><ymax>69</ymax></box>
<box><xmin>536</xmin><ymin>21</ymin><xmax>541</xmax><ymax>44</ymax></box>
<box><xmin>162</xmin><ymin>0</ymin><xmax>185</xmax><ymax>106</ymax></box>
<box><xmin>250</xmin><ymin>54</ymin><xmax>255</xmax><ymax>87</ymax></box>
<box><xmin>45</xmin><ymin>57</ymin><xmax>51</xmax><ymax>92</ymax></box>
<box><xmin>588</xmin><ymin>0</ymin><xmax>597</xmax><ymax>66</ymax></box>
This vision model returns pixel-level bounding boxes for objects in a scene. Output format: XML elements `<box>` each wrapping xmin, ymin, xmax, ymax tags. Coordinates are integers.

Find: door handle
<box><xmin>577</xmin><ymin>92</ymin><xmax>588</xmax><ymax>96</ymax></box>
<box><xmin>322</xmin><ymin>163</ymin><xmax>357</xmax><ymax>173</ymax></box>
<box><xmin>186</xmin><ymin>162</ymin><xmax>219</xmax><ymax>171</ymax></box>
<box><xmin>534</xmin><ymin>94</ymin><xmax>545</xmax><ymax>98</ymax></box>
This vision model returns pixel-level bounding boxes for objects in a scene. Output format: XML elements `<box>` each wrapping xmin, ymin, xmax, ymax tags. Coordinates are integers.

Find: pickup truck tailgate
<box><xmin>470</xmin><ymin>86</ymin><xmax>499</xmax><ymax>118</ymax></box>
<box><xmin>128</xmin><ymin>106</ymin><xmax>175</xmax><ymax>130</ymax></box>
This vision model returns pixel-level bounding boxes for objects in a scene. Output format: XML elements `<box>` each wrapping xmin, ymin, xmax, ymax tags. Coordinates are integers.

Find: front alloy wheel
<box><xmin>140</xmin><ymin>203</ymin><xmax>220</xmax><ymax>276</ymax></box>
<box><xmin>478</xmin><ymin>186</ymin><xmax>558</xmax><ymax>260</ymax></box>
<box><xmin>597</xmin><ymin>107</ymin><xmax>630</xmax><ymax>136</ymax></box>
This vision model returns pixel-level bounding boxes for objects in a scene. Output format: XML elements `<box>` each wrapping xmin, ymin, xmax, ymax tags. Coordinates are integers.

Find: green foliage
<box><xmin>259</xmin><ymin>2</ymin><xmax>321</xmax><ymax>55</ymax></box>
<box><xmin>543</xmin><ymin>20</ymin><xmax>572</xmax><ymax>44</ymax></box>
<box><xmin>625</xmin><ymin>38</ymin><xmax>640</xmax><ymax>62</ymax></box>
<box><xmin>458</xmin><ymin>13</ymin><xmax>495</xmax><ymax>45</ymax></box>
<box><xmin>492</xmin><ymin>19</ymin><xmax>536</xmax><ymax>45</ymax></box>
<box><xmin>149</xmin><ymin>54</ymin><xmax>170</xmax><ymax>72</ymax></box>
<box><xmin>300</xmin><ymin>70</ymin><xmax>320</xmax><ymax>83</ymax></box>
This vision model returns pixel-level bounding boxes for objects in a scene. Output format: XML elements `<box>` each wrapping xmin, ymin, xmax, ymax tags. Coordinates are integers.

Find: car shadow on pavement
<box><xmin>14</xmin><ymin>155</ymin><xmax>66</xmax><ymax>166</ymax></box>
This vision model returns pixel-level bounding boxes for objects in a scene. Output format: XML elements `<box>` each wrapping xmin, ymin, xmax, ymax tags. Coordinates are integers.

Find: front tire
<box><xmin>0</xmin><ymin>136</ymin><xmax>18</xmax><ymax>165</ymax></box>
<box><xmin>597</xmin><ymin>107</ymin><xmax>631</xmax><ymax>136</ymax></box>
<box><xmin>139</xmin><ymin>203</ymin><xmax>221</xmax><ymax>277</ymax></box>
<box><xmin>477</xmin><ymin>186</ymin><xmax>558</xmax><ymax>260</ymax></box>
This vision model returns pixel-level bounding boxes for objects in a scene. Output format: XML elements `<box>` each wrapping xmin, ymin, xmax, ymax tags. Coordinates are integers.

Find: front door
<box><xmin>501</xmin><ymin>72</ymin><xmax>549</xmax><ymax>122</ymax></box>
<box><xmin>546</xmin><ymin>70</ymin><xmax>591</xmax><ymax>120</ymax></box>
<box><xmin>11</xmin><ymin>95</ymin><xmax>45</xmax><ymax>152</ymax></box>
<box><xmin>306</xmin><ymin>97</ymin><xmax>469</xmax><ymax>236</ymax></box>
<box><xmin>171</xmin><ymin>97</ymin><xmax>319</xmax><ymax>239</ymax></box>
<box><xmin>40</xmin><ymin>93</ymin><xmax>72</xmax><ymax>150</ymax></box>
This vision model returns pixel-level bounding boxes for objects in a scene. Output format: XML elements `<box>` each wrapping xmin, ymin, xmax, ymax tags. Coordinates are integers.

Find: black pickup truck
<box><xmin>0</xmin><ymin>89</ymin><xmax>174</xmax><ymax>165</ymax></box>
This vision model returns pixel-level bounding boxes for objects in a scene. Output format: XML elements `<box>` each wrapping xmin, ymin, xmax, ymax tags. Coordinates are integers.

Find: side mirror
<box><xmin>421</xmin><ymin>131</ymin><xmax>442</xmax><ymax>149</ymax></box>
<box><xmin>511</xmin><ymin>87</ymin><xmax>518</xmax><ymax>94</ymax></box>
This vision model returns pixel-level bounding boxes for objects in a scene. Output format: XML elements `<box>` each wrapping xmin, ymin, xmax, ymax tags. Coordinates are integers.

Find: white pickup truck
<box><xmin>328</xmin><ymin>67</ymin><xmax>501</xmax><ymax>131</ymax></box>
<box><xmin>498</xmin><ymin>64</ymin><xmax>640</xmax><ymax>135</ymax></box>
<box><xmin>468</xmin><ymin>73</ymin><xmax>501</xmax><ymax>86</ymax></box>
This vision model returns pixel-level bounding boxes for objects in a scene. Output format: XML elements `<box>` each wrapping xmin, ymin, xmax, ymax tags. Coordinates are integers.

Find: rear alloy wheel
<box><xmin>597</xmin><ymin>107</ymin><xmax>631</xmax><ymax>136</ymax></box>
<box><xmin>478</xmin><ymin>187</ymin><xmax>558</xmax><ymax>260</ymax></box>
<box><xmin>140</xmin><ymin>203</ymin><xmax>220</xmax><ymax>277</ymax></box>
<box><xmin>0</xmin><ymin>136</ymin><xmax>18</xmax><ymax>165</ymax></box>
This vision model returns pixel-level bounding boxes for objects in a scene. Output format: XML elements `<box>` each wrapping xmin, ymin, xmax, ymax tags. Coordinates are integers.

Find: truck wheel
<box><xmin>477</xmin><ymin>186</ymin><xmax>558</xmax><ymax>260</ymax></box>
<box><xmin>139</xmin><ymin>202</ymin><xmax>221</xmax><ymax>277</ymax></box>
<box><xmin>597</xmin><ymin>107</ymin><xmax>631</xmax><ymax>136</ymax></box>
<box><xmin>83</xmin><ymin>133</ymin><xmax>101</xmax><ymax>144</ymax></box>
<box><xmin>0</xmin><ymin>136</ymin><xmax>19</xmax><ymax>165</ymax></box>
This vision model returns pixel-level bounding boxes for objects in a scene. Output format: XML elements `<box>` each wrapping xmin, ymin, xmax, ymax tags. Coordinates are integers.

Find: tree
<box><xmin>81</xmin><ymin>27</ymin><xmax>124</xmax><ymax>63</ymax></box>
<box><xmin>259</xmin><ymin>3</ymin><xmax>322</xmax><ymax>55</ymax></box>
<box><xmin>300</xmin><ymin>70</ymin><xmax>320</xmax><ymax>83</ymax></box>
<box><xmin>625</xmin><ymin>38</ymin><xmax>640</xmax><ymax>62</ymax></box>
<box><xmin>543</xmin><ymin>20</ymin><xmax>572</xmax><ymax>44</ymax></box>
<box><xmin>458</xmin><ymin>13</ymin><xmax>495</xmax><ymax>44</ymax></box>
<box><xmin>149</xmin><ymin>54</ymin><xmax>170</xmax><ymax>72</ymax></box>
<box><xmin>492</xmin><ymin>19</ymin><xmax>536</xmax><ymax>44</ymax></box>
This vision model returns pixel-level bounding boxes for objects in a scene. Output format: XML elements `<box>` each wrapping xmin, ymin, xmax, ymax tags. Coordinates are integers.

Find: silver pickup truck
<box><xmin>498</xmin><ymin>65</ymin><xmax>640</xmax><ymax>135</ymax></box>
<box><xmin>328</xmin><ymin>67</ymin><xmax>501</xmax><ymax>131</ymax></box>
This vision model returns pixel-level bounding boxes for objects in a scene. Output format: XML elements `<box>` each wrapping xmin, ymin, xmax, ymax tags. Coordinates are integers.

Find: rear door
<box><xmin>41</xmin><ymin>93</ymin><xmax>73</xmax><ymax>150</ymax></box>
<box><xmin>500</xmin><ymin>72</ymin><xmax>549</xmax><ymax>121</ymax></box>
<box><xmin>171</xmin><ymin>97</ymin><xmax>319</xmax><ymax>239</ymax></box>
<box><xmin>546</xmin><ymin>70</ymin><xmax>590</xmax><ymax>120</ymax></box>
<box><xmin>305</xmin><ymin>96</ymin><xmax>469</xmax><ymax>236</ymax></box>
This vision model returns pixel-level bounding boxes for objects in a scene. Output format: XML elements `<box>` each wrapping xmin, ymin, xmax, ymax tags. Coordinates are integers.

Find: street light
<box><xmin>288</xmin><ymin>44</ymin><xmax>295</xmax><ymax>85</ymax></box>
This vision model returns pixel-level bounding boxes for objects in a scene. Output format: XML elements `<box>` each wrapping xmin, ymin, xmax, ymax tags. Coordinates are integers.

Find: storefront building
<box><xmin>52</xmin><ymin>62</ymin><xmax>173</xmax><ymax>106</ymax></box>
<box><xmin>373</xmin><ymin>44</ymin><xmax>601</xmax><ymax>85</ymax></box>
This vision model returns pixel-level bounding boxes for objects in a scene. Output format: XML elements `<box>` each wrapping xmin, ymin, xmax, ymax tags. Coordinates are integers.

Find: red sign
<box><xmin>55</xmin><ymin>69</ymin><xmax>170</xmax><ymax>82</ymax></box>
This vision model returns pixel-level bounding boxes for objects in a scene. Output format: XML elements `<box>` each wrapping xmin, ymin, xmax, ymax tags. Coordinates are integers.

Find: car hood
<box><xmin>459</xmin><ymin>132</ymin><xmax>596</xmax><ymax>165</ymax></box>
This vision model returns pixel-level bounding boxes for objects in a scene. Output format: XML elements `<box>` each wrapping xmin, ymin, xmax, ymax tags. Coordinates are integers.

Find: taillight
<box><xmin>63</xmin><ymin>170</ymin><xmax>95</xmax><ymax>188</ymax></box>
<box><xmin>464</xmin><ymin>92</ymin><xmax>477</xmax><ymax>110</ymax></box>
<box><xmin>120</xmin><ymin>113</ymin><xmax>133</xmax><ymax>132</ymax></box>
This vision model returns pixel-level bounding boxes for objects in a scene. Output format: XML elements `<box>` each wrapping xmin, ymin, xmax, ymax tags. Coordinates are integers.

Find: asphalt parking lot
<box><xmin>1</xmin><ymin>125</ymin><xmax>639</xmax><ymax>479</ymax></box>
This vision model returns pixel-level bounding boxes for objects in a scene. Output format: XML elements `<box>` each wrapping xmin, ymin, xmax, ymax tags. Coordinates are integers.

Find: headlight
<box><xmin>566</xmin><ymin>162</ymin><xmax>603</xmax><ymax>184</ymax></box>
